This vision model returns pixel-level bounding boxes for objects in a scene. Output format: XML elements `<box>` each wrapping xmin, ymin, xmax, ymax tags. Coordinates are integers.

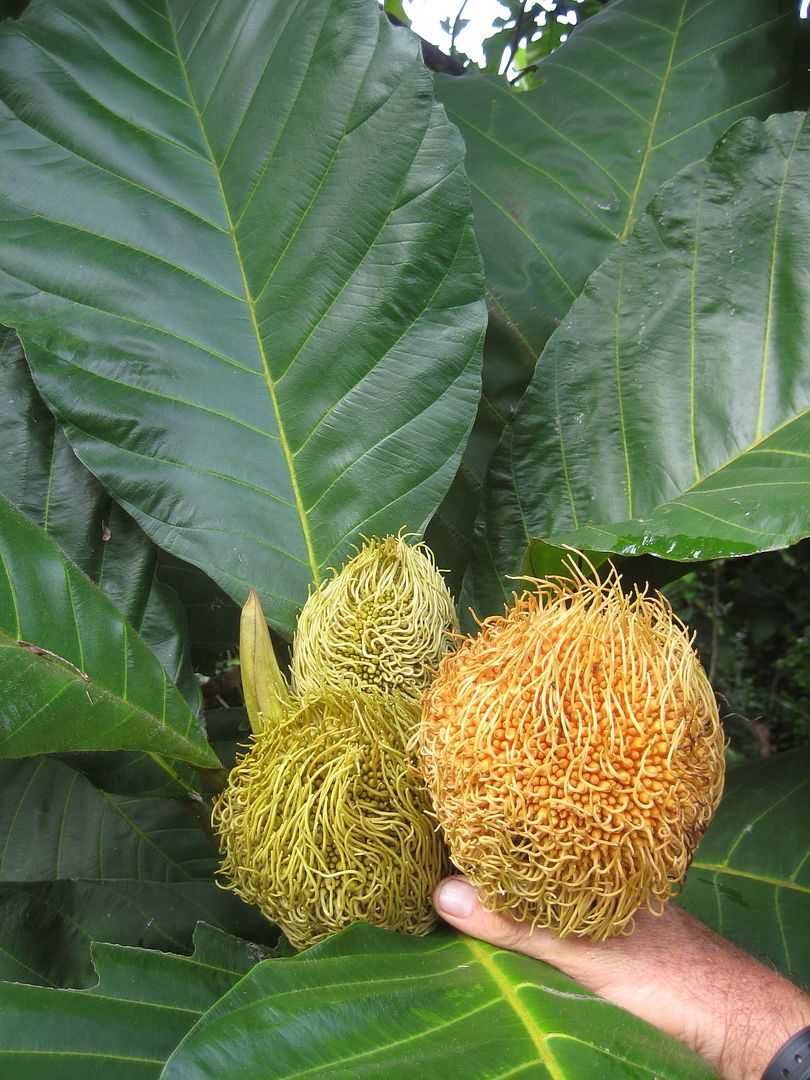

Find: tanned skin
<box><xmin>435</xmin><ymin>877</ymin><xmax>810</xmax><ymax>1080</ymax></box>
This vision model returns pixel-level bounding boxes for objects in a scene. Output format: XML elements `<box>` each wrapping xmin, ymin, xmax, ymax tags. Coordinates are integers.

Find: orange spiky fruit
<box><xmin>418</xmin><ymin>565</ymin><xmax>725</xmax><ymax>940</ymax></box>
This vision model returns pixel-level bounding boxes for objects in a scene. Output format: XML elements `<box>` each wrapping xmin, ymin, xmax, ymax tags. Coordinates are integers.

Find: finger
<box><xmin>433</xmin><ymin>876</ymin><xmax>588</xmax><ymax>974</ymax></box>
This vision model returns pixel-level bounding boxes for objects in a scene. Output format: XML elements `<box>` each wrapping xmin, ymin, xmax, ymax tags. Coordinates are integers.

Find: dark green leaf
<box><xmin>790</xmin><ymin>14</ymin><xmax>810</xmax><ymax>110</ymax></box>
<box><xmin>68</xmin><ymin>707</ymin><xmax>250</xmax><ymax>798</ymax></box>
<box><xmin>428</xmin><ymin>0</ymin><xmax>795</xmax><ymax>590</ymax></box>
<box><xmin>0</xmin><ymin>757</ymin><xmax>275</xmax><ymax>986</ymax></box>
<box><xmin>54</xmin><ymin>747</ymin><xmax>205</xmax><ymax>800</ymax></box>
<box><xmin>682</xmin><ymin>747</ymin><xmax>810</xmax><ymax>987</ymax></box>
<box><xmin>0</xmin><ymin>880</ymin><xmax>275</xmax><ymax>989</ymax></box>
<box><xmin>1</xmin><ymin>326</ymin><xmax>205</xmax><ymax>794</ymax></box>
<box><xmin>156</xmin><ymin>551</ymin><xmax>241</xmax><ymax>674</ymax></box>
<box><xmin>204</xmin><ymin>706</ymin><xmax>251</xmax><ymax>774</ymax></box>
<box><xmin>0</xmin><ymin>493</ymin><xmax>217</xmax><ymax>764</ymax></box>
<box><xmin>0</xmin><ymin>325</ymin><xmax>105</xmax><ymax>568</ymax></box>
<box><xmin>162</xmin><ymin>925</ymin><xmax>716</xmax><ymax>1079</ymax></box>
<box><xmin>0</xmin><ymin>758</ymin><xmax>216</xmax><ymax>883</ymax></box>
<box><xmin>0</xmin><ymin>923</ymin><xmax>270</xmax><ymax>1077</ymax></box>
<box><xmin>469</xmin><ymin>111</ymin><xmax>810</xmax><ymax>615</ymax></box>
<box><xmin>1</xmin><ymin>327</ymin><xmax>200</xmax><ymax>698</ymax></box>
<box><xmin>480</xmin><ymin>27</ymin><xmax>512</xmax><ymax>72</ymax></box>
<box><xmin>0</xmin><ymin>0</ymin><xmax>485</xmax><ymax>639</ymax></box>
<box><xmin>0</xmin><ymin>0</ymin><xmax>27</xmax><ymax>18</ymax></box>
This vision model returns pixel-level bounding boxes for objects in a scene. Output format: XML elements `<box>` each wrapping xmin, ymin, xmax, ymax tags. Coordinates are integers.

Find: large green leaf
<box><xmin>0</xmin><ymin>757</ymin><xmax>274</xmax><ymax>986</ymax></box>
<box><xmin>427</xmin><ymin>0</ymin><xmax>795</xmax><ymax>590</ymax></box>
<box><xmin>61</xmin><ymin>706</ymin><xmax>246</xmax><ymax>799</ymax></box>
<box><xmin>681</xmin><ymin>747</ymin><xmax>810</xmax><ymax>987</ymax></box>
<box><xmin>0</xmin><ymin>758</ymin><xmax>216</xmax><ymax>883</ymax></box>
<box><xmin>0</xmin><ymin>880</ymin><xmax>274</xmax><ymax>988</ymax></box>
<box><xmin>2</xmin><ymin>325</ymin><xmax>206</xmax><ymax>795</ymax></box>
<box><xmin>162</xmin><ymin>924</ymin><xmax>716</xmax><ymax>1079</ymax></box>
<box><xmin>468</xmin><ymin>111</ymin><xmax>810</xmax><ymax>615</ymax></box>
<box><xmin>0</xmin><ymin>0</ymin><xmax>485</xmax><ymax>639</ymax></box>
<box><xmin>2</xmin><ymin>328</ymin><xmax>196</xmax><ymax>697</ymax></box>
<box><xmin>0</xmin><ymin>923</ymin><xmax>268</xmax><ymax>1077</ymax></box>
<box><xmin>1</xmin><ymin>325</ymin><xmax>107</xmax><ymax>576</ymax></box>
<box><xmin>0</xmin><ymin>491</ymin><xmax>218</xmax><ymax>763</ymax></box>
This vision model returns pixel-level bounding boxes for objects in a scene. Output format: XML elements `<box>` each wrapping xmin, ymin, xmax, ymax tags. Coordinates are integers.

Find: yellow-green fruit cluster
<box><xmin>291</xmin><ymin>534</ymin><xmax>458</xmax><ymax>698</ymax></box>
<box><xmin>214</xmin><ymin>536</ymin><xmax>456</xmax><ymax>950</ymax></box>
<box><xmin>213</xmin><ymin>687</ymin><xmax>449</xmax><ymax>949</ymax></box>
<box><xmin>418</xmin><ymin>567</ymin><xmax>725</xmax><ymax>940</ymax></box>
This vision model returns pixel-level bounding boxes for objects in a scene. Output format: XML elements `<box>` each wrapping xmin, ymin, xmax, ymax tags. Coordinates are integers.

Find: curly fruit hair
<box><xmin>213</xmin><ymin>686</ymin><xmax>450</xmax><ymax>949</ymax></box>
<box><xmin>418</xmin><ymin>565</ymin><xmax>725</xmax><ymax>940</ymax></box>
<box><xmin>291</xmin><ymin>534</ymin><xmax>458</xmax><ymax>699</ymax></box>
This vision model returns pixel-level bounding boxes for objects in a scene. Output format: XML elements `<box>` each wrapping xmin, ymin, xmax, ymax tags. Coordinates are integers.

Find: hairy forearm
<box><xmin>434</xmin><ymin>878</ymin><xmax>810</xmax><ymax>1080</ymax></box>
<box><xmin>538</xmin><ymin>905</ymin><xmax>810</xmax><ymax>1080</ymax></box>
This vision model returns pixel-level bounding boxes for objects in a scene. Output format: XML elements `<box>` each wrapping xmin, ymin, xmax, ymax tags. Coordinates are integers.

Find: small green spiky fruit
<box><xmin>213</xmin><ymin>686</ymin><xmax>450</xmax><ymax>950</ymax></box>
<box><xmin>291</xmin><ymin>535</ymin><xmax>457</xmax><ymax>698</ymax></box>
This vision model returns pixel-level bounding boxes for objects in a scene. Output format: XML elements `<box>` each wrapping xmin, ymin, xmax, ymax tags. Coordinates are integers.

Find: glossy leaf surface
<box><xmin>0</xmin><ymin>757</ymin><xmax>273</xmax><ymax>986</ymax></box>
<box><xmin>469</xmin><ymin>111</ymin><xmax>810</xmax><ymax>615</ymax></box>
<box><xmin>682</xmin><ymin>747</ymin><xmax>810</xmax><ymax>987</ymax></box>
<box><xmin>0</xmin><ymin>492</ymin><xmax>217</xmax><ymax>763</ymax></box>
<box><xmin>0</xmin><ymin>924</ymin><xmax>268</xmax><ymax>1077</ymax></box>
<box><xmin>163</xmin><ymin>925</ymin><xmax>716</xmax><ymax>1079</ymax></box>
<box><xmin>1</xmin><ymin>328</ymin><xmax>197</xmax><ymax>698</ymax></box>
<box><xmin>428</xmin><ymin>0</ymin><xmax>795</xmax><ymax>588</ymax></box>
<box><xmin>0</xmin><ymin>0</ymin><xmax>485</xmax><ymax>639</ymax></box>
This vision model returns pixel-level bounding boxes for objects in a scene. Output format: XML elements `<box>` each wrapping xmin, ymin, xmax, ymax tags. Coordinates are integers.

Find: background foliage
<box><xmin>0</xmin><ymin>0</ymin><xmax>808</xmax><ymax>1076</ymax></box>
<box><xmin>666</xmin><ymin>542</ymin><xmax>810</xmax><ymax>758</ymax></box>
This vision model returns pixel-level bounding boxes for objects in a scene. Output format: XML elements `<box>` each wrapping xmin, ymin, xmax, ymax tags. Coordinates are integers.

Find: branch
<box><xmin>449</xmin><ymin>0</ymin><xmax>470</xmax><ymax>56</ymax></box>
<box><xmin>384</xmin><ymin>8</ymin><xmax>467</xmax><ymax>76</ymax></box>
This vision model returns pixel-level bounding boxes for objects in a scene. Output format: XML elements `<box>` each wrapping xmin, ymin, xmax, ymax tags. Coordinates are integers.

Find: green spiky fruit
<box><xmin>291</xmin><ymin>535</ymin><xmax>458</xmax><ymax>698</ymax></box>
<box><xmin>213</xmin><ymin>686</ymin><xmax>450</xmax><ymax>949</ymax></box>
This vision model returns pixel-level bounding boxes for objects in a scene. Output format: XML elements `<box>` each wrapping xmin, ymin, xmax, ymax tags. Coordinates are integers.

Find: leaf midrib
<box><xmin>466</xmin><ymin>939</ymin><xmax>566</xmax><ymax>1080</ymax></box>
<box><xmin>166</xmin><ymin>5</ymin><xmax>320</xmax><ymax>588</ymax></box>
<box><xmin>691</xmin><ymin>861</ymin><xmax>810</xmax><ymax>895</ymax></box>
<box><xmin>619</xmin><ymin>0</ymin><xmax>687</xmax><ymax>241</ymax></box>
<box><xmin>644</xmin><ymin>407</ymin><xmax>810</xmax><ymax>521</ymax></box>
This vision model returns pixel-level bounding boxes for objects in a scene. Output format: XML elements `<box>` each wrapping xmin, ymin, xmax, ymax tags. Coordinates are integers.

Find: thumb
<box><xmin>433</xmin><ymin>876</ymin><xmax>579</xmax><ymax>969</ymax></box>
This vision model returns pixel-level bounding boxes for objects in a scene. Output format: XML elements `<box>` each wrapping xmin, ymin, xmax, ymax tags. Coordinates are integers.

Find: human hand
<box><xmin>434</xmin><ymin>877</ymin><xmax>810</xmax><ymax>1080</ymax></box>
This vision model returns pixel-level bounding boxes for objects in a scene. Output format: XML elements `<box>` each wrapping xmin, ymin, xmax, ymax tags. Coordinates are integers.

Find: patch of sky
<box><xmin>402</xmin><ymin>0</ymin><xmax>579</xmax><ymax>72</ymax></box>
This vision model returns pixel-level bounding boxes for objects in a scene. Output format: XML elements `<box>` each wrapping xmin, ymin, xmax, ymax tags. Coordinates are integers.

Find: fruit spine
<box><xmin>213</xmin><ymin>686</ymin><xmax>448</xmax><ymax>949</ymax></box>
<box><xmin>418</xmin><ymin>565</ymin><xmax>725</xmax><ymax>940</ymax></box>
<box><xmin>214</xmin><ymin>535</ymin><xmax>456</xmax><ymax>950</ymax></box>
<box><xmin>291</xmin><ymin>534</ymin><xmax>458</xmax><ymax>698</ymax></box>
